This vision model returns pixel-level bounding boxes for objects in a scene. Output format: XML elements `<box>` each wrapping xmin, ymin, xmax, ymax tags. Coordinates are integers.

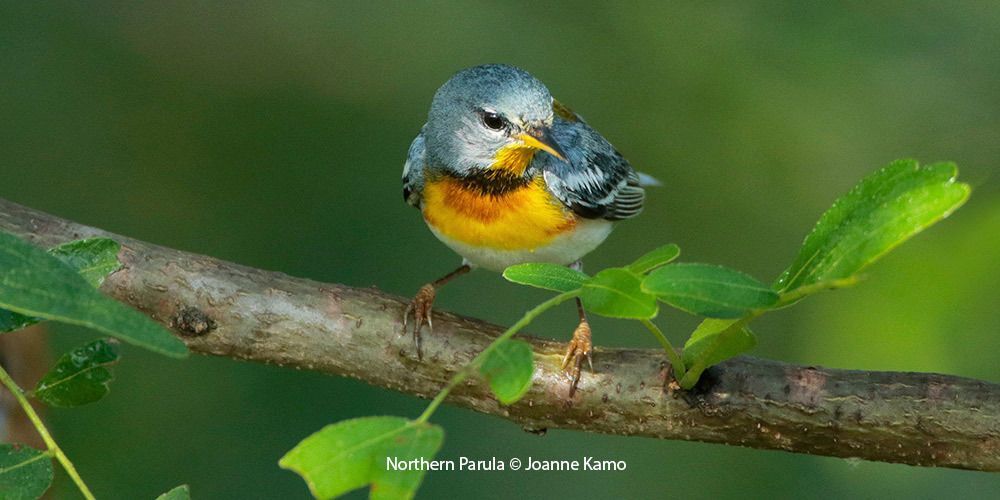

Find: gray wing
<box><xmin>402</xmin><ymin>127</ymin><xmax>426</xmax><ymax>208</ymax></box>
<box><xmin>539</xmin><ymin>114</ymin><xmax>645</xmax><ymax>221</ymax></box>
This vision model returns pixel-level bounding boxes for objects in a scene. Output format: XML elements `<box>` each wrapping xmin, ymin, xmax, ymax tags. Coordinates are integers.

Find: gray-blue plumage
<box><xmin>403</xmin><ymin>64</ymin><xmax>649</xmax><ymax>220</ymax></box>
<box><xmin>402</xmin><ymin>125</ymin><xmax>425</xmax><ymax>207</ymax></box>
<box><xmin>536</xmin><ymin>111</ymin><xmax>645</xmax><ymax>220</ymax></box>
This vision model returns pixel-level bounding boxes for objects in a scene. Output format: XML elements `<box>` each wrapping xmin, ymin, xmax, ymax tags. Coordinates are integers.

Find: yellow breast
<box><xmin>422</xmin><ymin>175</ymin><xmax>577</xmax><ymax>250</ymax></box>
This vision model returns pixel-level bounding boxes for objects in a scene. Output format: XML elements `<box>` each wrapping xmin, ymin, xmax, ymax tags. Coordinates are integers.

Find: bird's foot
<box><xmin>561</xmin><ymin>319</ymin><xmax>593</xmax><ymax>398</ymax></box>
<box><xmin>402</xmin><ymin>283</ymin><xmax>436</xmax><ymax>360</ymax></box>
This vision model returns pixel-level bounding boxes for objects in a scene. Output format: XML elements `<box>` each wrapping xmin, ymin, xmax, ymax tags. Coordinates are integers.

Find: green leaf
<box><xmin>34</xmin><ymin>339</ymin><xmax>119</xmax><ymax>407</ymax></box>
<box><xmin>681</xmin><ymin>318</ymin><xmax>757</xmax><ymax>368</ymax></box>
<box><xmin>156</xmin><ymin>485</ymin><xmax>191</xmax><ymax>500</ymax></box>
<box><xmin>48</xmin><ymin>238</ymin><xmax>122</xmax><ymax>288</ymax></box>
<box><xmin>0</xmin><ymin>231</ymin><xmax>188</xmax><ymax>357</ymax></box>
<box><xmin>626</xmin><ymin>243</ymin><xmax>681</xmax><ymax>274</ymax></box>
<box><xmin>0</xmin><ymin>444</ymin><xmax>53</xmax><ymax>500</ymax></box>
<box><xmin>280</xmin><ymin>416</ymin><xmax>443</xmax><ymax>500</ymax></box>
<box><xmin>580</xmin><ymin>268</ymin><xmax>658</xmax><ymax>319</ymax></box>
<box><xmin>0</xmin><ymin>309</ymin><xmax>36</xmax><ymax>334</ymax></box>
<box><xmin>643</xmin><ymin>263</ymin><xmax>778</xmax><ymax>318</ymax></box>
<box><xmin>503</xmin><ymin>263</ymin><xmax>588</xmax><ymax>293</ymax></box>
<box><xmin>1</xmin><ymin>237</ymin><xmax>123</xmax><ymax>334</ymax></box>
<box><xmin>775</xmin><ymin>159</ymin><xmax>970</xmax><ymax>296</ymax></box>
<box><xmin>478</xmin><ymin>339</ymin><xmax>534</xmax><ymax>405</ymax></box>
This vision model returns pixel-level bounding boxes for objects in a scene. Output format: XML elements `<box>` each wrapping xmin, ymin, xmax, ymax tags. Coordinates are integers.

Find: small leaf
<box><xmin>775</xmin><ymin>159</ymin><xmax>970</xmax><ymax>296</ymax></box>
<box><xmin>681</xmin><ymin>318</ymin><xmax>757</xmax><ymax>368</ymax></box>
<box><xmin>478</xmin><ymin>339</ymin><xmax>534</xmax><ymax>405</ymax></box>
<box><xmin>48</xmin><ymin>238</ymin><xmax>122</xmax><ymax>288</ymax></box>
<box><xmin>643</xmin><ymin>263</ymin><xmax>778</xmax><ymax>318</ymax></box>
<box><xmin>503</xmin><ymin>263</ymin><xmax>588</xmax><ymax>293</ymax></box>
<box><xmin>626</xmin><ymin>243</ymin><xmax>680</xmax><ymax>274</ymax></box>
<box><xmin>1</xmin><ymin>237</ymin><xmax>123</xmax><ymax>333</ymax></box>
<box><xmin>0</xmin><ymin>444</ymin><xmax>53</xmax><ymax>500</ymax></box>
<box><xmin>156</xmin><ymin>485</ymin><xmax>191</xmax><ymax>500</ymax></box>
<box><xmin>280</xmin><ymin>416</ymin><xmax>443</xmax><ymax>500</ymax></box>
<box><xmin>580</xmin><ymin>268</ymin><xmax>658</xmax><ymax>319</ymax></box>
<box><xmin>0</xmin><ymin>231</ymin><xmax>187</xmax><ymax>357</ymax></box>
<box><xmin>34</xmin><ymin>339</ymin><xmax>119</xmax><ymax>407</ymax></box>
<box><xmin>0</xmin><ymin>309</ymin><xmax>36</xmax><ymax>334</ymax></box>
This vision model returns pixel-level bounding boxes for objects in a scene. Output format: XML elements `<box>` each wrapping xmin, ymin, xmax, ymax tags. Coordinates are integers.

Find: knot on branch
<box><xmin>171</xmin><ymin>306</ymin><xmax>217</xmax><ymax>337</ymax></box>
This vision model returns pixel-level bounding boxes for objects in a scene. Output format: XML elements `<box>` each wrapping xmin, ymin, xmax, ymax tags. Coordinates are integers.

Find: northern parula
<box><xmin>402</xmin><ymin>64</ymin><xmax>656</xmax><ymax>396</ymax></box>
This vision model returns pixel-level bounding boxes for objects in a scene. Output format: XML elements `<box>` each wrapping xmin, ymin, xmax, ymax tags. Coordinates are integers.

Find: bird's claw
<box><xmin>561</xmin><ymin>320</ymin><xmax>593</xmax><ymax>398</ymax></box>
<box><xmin>402</xmin><ymin>283</ymin><xmax>436</xmax><ymax>359</ymax></box>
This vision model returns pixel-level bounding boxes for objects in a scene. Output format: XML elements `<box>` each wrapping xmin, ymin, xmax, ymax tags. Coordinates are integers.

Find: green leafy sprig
<box><xmin>0</xmin><ymin>236</ymin><xmax>190</xmax><ymax>500</ymax></box>
<box><xmin>281</xmin><ymin>159</ymin><xmax>970</xmax><ymax>499</ymax></box>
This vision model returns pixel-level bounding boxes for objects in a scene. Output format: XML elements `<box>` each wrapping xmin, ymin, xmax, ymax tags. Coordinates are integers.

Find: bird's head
<box><xmin>424</xmin><ymin>64</ymin><xmax>567</xmax><ymax>180</ymax></box>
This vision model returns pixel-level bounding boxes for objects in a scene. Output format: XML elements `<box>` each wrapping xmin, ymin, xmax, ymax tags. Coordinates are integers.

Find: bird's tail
<box><xmin>636</xmin><ymin>172</ymin><xmax>662</xmax><ymax>187</ymax></box>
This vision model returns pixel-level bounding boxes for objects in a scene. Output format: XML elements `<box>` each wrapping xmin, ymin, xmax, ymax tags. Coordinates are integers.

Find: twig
<box><xmin>0</xmin><ymin>360</ymin><xmax>96</xmax><ymax>499</ymax></box>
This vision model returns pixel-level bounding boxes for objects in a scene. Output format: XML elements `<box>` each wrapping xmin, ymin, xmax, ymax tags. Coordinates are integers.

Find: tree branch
<box><xmin>1</xmin><ymin>197</ymin><xmax>997</xmax><ymax>472</ymax></box>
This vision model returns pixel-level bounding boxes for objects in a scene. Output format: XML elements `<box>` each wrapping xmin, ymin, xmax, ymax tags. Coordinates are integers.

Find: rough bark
<box><xmin>0</xmin><ymin>198</ymin><xmax>997</xmax><ymax>472</ymax></box>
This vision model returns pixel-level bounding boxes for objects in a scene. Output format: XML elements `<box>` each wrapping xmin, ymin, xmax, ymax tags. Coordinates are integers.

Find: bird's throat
<box><xmin>491</xmin><ymin>143</ymin><xmax>537</xmax><ymax>177</ymax></box>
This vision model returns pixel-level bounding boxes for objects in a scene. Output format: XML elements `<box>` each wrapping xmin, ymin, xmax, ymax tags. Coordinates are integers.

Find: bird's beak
<box><xmin>517</xmin><ymin>127</ymin><xmax>567</xmax><ymax>162</ymax></box>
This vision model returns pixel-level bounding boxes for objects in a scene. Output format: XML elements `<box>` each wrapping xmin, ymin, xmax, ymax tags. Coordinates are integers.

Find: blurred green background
<box><xmin>2</xmin><ymin>1</ymin><xmax>999</xmax><ymax>498</ymax></box>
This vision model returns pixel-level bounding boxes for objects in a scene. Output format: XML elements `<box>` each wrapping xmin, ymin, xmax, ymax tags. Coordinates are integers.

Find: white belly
<box><xmin>428</xmin><ymin>218</ymin><xmax>614</xmax><ymax>272</ymax></box>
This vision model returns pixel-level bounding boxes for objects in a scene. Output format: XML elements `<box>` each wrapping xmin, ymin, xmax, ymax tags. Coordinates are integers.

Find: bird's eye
<box><xmin>480</xmin><ymin>111</ymin><xmax>505</xmax><ymax>131</ymax></box>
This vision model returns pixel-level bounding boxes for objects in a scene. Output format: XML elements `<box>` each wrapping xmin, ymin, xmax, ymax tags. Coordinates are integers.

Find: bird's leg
<box><xmin>402</xmin><ymin>264</ymin><xmax>471</xmax><ymax>359</ymax></box>
<box><xmin>561</xmin><ymin>296</ymin><xmax>593</xmax><ymax>398</ymax></box>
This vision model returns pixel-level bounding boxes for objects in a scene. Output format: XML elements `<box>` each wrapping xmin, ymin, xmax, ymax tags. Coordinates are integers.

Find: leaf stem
<box><xmin>774</xmin><ymin>277</ymin><xmax>860</xmax><ymax>308</ymax></box>
<box><xmin>639</xmin><ymin>319</ymin><xmax>685</xmax><ymax>382</ymax></box>
<box><xmin>417</xmin><ymin>290</ymin><xmax>579</xmax><ymax>423</ymax></box>
<box><xmin>676</xmin><ymin>277</ymin><xmax>861</xmax><ymax>389</ymax></box>
<box><xmin>679</xmin><ymin>315</ymin><xmax>758</xmax><ymax>389</ymax></box>
<box><xmin>0</xmin><ymin>362</ymin><xmax>96</xmax><ymax>500</ymax></box>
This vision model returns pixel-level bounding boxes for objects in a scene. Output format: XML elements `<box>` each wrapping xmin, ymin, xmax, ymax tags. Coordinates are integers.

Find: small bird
<box><xmin>402</xmin><ymin>64</ymin><xmax>653</xmax><ymax>396</ymax></box>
